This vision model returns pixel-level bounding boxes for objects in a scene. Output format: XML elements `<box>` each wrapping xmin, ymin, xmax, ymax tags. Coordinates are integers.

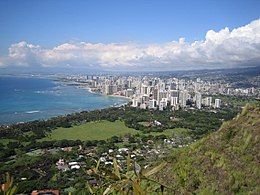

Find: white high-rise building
<box><xmin>127</xmin><ymin>80</ymin><xmax>132</xmax><ymax>88</ymax></box>
<box><xmin>132</xmin><ymin>98</ymin><xmax>139</xmax><ymax>107</ymax></box>
<box><xmin>159</xmin><ymin>98</ymin><xmax>168</xmax><ymax>111</ymax></box>
<box><xmin>125</xmin><ymin>89</ymin><xmax>134</xmax><ymax>97</ymax></box>
<box><xmin>153</xmin><ymin>88</ymin><xmax>158</xmax><ymax>101</ymax></box>
<box><xmin>157</xmin><ymin>90</ymin><xmax>167</xmax><ymax>103</ymax></box>
<box><xmin>194</xmin><ymin>82</ymin><xmax>201</xmax><ymax>92</ymax></box>
<box><xmin>104</xmin><ymin>85</ymin><xmax>117</xmax><ymax>95</ymax></box>
<box><xmin>159</xmin><ymin>82</ymin><xmax>166</xmax><ymax>91</ymax></box>
<box><xmin>149</xmin><ymin>99</ymin><xmax>157</xmax><ymax>109</ymax></box>
<box><xmin>141</xmin><ymin>84</ymin><xmax>148</xmax><ymax>95</ymax></box>
<box><xmin>171</xmin><ymin>96</ymin><xmax>178</xmax><ymax>106</ymax></box>
<box><xmin>141</xmin><ymin>95</ymin><xmax>149</xmax><ymax>104</ymax></box>
<box><xmin>214</xmin><ymin>99</ymin><xmax>221</xmax><ymax>108</ymax></box>
<box><xmin>195</xmin><ymin>92</ymin><xmax>202</xmax><ymax>109</ymax></box>
<box><xmin>179</xmin><ymin>90</ymin><xmax>189</xmax><ymax>108</ymax></box>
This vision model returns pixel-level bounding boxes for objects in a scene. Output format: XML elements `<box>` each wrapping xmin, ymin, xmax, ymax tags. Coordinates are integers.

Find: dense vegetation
<box><xmin>152</xmin><ymin>103</ymin><xmax>260</xmax><ymax>194</ymax></box>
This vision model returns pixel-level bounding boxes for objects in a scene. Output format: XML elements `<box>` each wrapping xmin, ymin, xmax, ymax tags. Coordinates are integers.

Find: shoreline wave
<box><xmin>25</xmin><ymin>110</ymin><xmax>41</xmax><ymax>114</ymax></box>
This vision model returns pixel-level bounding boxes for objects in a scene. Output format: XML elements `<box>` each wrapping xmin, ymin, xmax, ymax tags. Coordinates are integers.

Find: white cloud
<box><xmin>1</xmin><ymin>19</ymin><xmax>260</xmax><ymax>71</ymax></box>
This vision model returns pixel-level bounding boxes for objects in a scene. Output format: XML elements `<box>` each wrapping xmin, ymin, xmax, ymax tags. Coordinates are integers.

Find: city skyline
<box><xmin>1</xmin><ymin>0</ymin><xmax>260</xmax><ymax>72</ymax></box>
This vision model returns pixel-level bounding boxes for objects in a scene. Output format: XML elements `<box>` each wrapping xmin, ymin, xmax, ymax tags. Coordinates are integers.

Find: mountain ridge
<box><xmin>153</xmin><ymin>103</ymin><xmax>260</xmax><ymax>194</ymax></box>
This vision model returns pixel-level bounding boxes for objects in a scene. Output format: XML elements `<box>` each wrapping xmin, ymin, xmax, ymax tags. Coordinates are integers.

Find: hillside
<box><xmin>153</xmin><ymin>103</ymin><xmax>260</xmax><ymax>194</ymax></box>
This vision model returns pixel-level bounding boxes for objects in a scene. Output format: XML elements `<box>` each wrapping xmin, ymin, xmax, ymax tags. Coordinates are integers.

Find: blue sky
<box><xmin>1</xmin><ymin>0</ymin><xmax>260</xmax><ymax>71</ymax></box>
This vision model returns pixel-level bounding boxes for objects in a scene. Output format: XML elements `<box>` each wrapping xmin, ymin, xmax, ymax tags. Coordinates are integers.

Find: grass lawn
<box><xmin>42</xmin><ymin>120</ymin><xmax>139</xmax><ymax>141</ymax></box>
<box><xmin>41</xmin><ymin>120</ymin><xmax>191</xmax><ymax>142</ymax></box>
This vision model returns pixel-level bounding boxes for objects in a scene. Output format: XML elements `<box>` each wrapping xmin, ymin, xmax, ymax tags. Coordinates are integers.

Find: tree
<box><xmin>7</xmin><ymin>142</ymin><xmax>20</xmax><ymax>150</ymax></box>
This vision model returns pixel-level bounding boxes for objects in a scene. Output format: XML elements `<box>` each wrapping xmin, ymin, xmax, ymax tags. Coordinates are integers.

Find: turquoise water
<box><xmin>0</xmin><ymin>76</ymin><xmax>128</xmax><ymax>125</ymax></box>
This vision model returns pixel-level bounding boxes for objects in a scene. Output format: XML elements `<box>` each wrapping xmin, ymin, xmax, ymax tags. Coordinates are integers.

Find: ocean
<box><xmin>0</xmin><ymin>76</ymin><xmax>129</xmax><ymax>125</ymax></box>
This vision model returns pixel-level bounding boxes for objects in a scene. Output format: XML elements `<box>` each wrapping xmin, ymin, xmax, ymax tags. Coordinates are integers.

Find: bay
<box><xmin>0</xmin><ymin>76</ymin><xmax>128</xmax><ymax>125</ymax></box>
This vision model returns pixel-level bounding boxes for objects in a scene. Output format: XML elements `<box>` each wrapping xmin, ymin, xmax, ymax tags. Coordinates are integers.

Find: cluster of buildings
<box><xmin>55</xmin><ymin>143</ymin><xmax>162</xmax><ymax>173</ymax></box>
<box><xmin>63</xmin><ymin>75</ymin><xmax>258</xmax><ymax>110</ymax></box>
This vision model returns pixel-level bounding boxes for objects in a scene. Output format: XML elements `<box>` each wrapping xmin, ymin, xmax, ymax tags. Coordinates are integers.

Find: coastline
<box><xmin>86</xmin><ymin>87</ymin><xmax>131</xmax><ymax>107</ymax></box>
<box><xmin>0</xmin><ymin>76</ymin><xmax>130</xmax><ymax>125</ymax></box>
<box><xmin>86</xmin><ymin>86</ymin><xmax>131</xmax><ymax>100</ymax></box>
<box><xmin>107</xmin><ymin>95</ymin><xmax>132</xmax><ymax>107</ymax></box>
<box><xmin>56</xmin><ymin>81</ymin><xmax>131</xmax><ymax>109</ymax></box>
<box><xmin>57</xmin><ymin>78</ymin><xmax>131</xmax><ymax>101</ymax></box>
<box><xmin>56</xmin><ymin>79</ymin><xmax>131</xmax><ymax>104</ymax></box>
<box><xmin>107</xmin><ymin>94</ymin><xmax>131</xmax><ymax>100</ymax></box>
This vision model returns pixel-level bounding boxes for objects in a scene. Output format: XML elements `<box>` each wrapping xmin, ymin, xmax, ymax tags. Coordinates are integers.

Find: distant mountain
<box><xmin>1</xmin><ymin>65</ymin><xmax>259</xmax><ymax>77</ymax></box>
<box><xmin>154</xmin><ymin>103</ymin><xmax>260</xmax><ymax>194</ymax></box>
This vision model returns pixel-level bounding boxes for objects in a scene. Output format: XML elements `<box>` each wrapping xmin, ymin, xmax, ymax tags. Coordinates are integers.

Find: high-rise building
<box><xmin>179</xmin><ymin>90</ymin><xmax>189</xmax><ymax>108</ymax></box>
<box><xmin>157</xmin><ymin>90</ymin><xmax>167</xmax><ymax>102</ymax></box>
<box><xmin>127</xmin><ymin>80</ymin><xmax>132</xmax><ymax>88</ymax></box>
<box><xmin>141</xmin><ymin>95</ymin><xmax>149</xmax><ymax>104</ymax></box>
<box><xmin>125</xmin><ymin>89</ymin><xmax>134</xmax><ymax>97</ymax></box>
<box><xmin>159</xmin><ymin>98</ymin><xmax>168</xmax><ymax>111</ymax></box>
<box><xmin>168</xmin><ymin>90</ymin><xmax>178</xmax><ymax>99</ymax></box>
<box><xmin>153</xmin><ymin>88</ymin><xmax>158</xmax><ymax>101</ymax></box>
<box><xmin>195</xmin><ymin>92</ymin><xmax>202</xmax><ymax>109</ymax></box>
<box><xmin>202</xmin><ymin>97</ymin><xmax>212</xmax><ymax>107</ymax></box>
<box><xmin>194</xmin><ymin>82</ymin><xmax>201</xmax><ymax>92</ymax></box>
<box><xmin>141</xmin><ymin>84</ymin><xmax>148</xmax><ymax>95</ymax></box>
<box><xmin>170</xmin><ymin>83</ymin><xmax>176</xmax><ymax>90</ymax></box>
<box><xmin>159</xmin><ymin>82</ymin><xmax>166</xmax><ymax>91</ymax></box>
<box><xmin>149</xmin><ymin>99</ymin><xmax>157</xmax><ymax>109</ymax></box>
<box><xmin>171</xmin><ymin>96</ymin><xmax>178</xmax><ymax>106</ymax></box>
<box><xmin>132</xmin><ymin>97</ymin><xmax>139</xmax><ymax>107</ymax></box>
<box><xmin>104</xmin><ymin>84</ymin><xmax>117</xmax><ymax>95</ymax></box>
<box><xmin>214</xmin><ymin>99</ymin><xmax>221</xmax><ymax>108</ymax></box>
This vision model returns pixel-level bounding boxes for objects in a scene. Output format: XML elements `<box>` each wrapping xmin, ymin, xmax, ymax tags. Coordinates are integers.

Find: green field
<box><xmin>41</xmin><ymin>120</ymin><xmax>190</xmax><ymax>141</ymax></box>
<box><xmin>42</xmin><ymin>120</ymin><xmax>139</xmax><ymax>141</ymax></box>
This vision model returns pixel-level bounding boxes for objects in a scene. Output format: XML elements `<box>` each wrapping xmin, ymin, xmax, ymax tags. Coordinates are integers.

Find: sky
<box><xmin>0</xmin><ymin>0</ymin><xmax>260</xmax><ymax>72</ymax></box>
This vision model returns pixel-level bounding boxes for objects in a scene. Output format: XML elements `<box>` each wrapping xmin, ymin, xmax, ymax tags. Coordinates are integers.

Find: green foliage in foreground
<box><xmin>0</xmin><ymin>173</ymin><xmax>17</xmax><ymax>195</ymax></box>
<box><xmin>85</xmin><ymin>155</ymin><xmax>169</xmax><ymax>194</ymax></box>
<box><xmin>152</xmin><ymin>103</ymin><xmax>260</xmax><ymax>194</ymax></box>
